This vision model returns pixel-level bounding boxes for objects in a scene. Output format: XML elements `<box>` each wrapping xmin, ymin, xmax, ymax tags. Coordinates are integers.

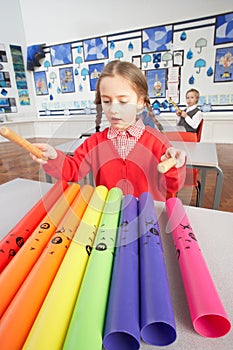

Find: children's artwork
<box><xmin>132</xmin><ymin>56</ymin><xmax>142</xmax><ymax>68</ymax></box>
<box><xmin>88</xmin><ymin>63</ymin><xmax>104</xmax><ymax>91</ymax></box>
<box><xmin>0</xmin><ymin>98</ymin><xmax>9</xmax><ymax>107</ymax></box>
<box><xmin>0</xmin><ymin>44</ymin><xmax>7</xmax><ymax>62</ymax></box>
<box><xmin>214</xmin><ymin>47</ymin><xmax>233</xmax><ymax>82</ymax></box>
<box><xmin>15</xmin><ymin>72</ymin><xmax>27</xmax><ymax>89</ymax></box>
<box><xmin>10</xmin><ymin>45</ymin><xmax>25</xmax><ymax>72</ymax></box>
<box><xmin>146</xmin><ymin>69</ymin><xmax>167</xmax><ymax>98</ymax></box>
<box><xmin>0</xmin><ymin>98</ymin><xmax>17</xmax><ymax>113</ymax></box>
<box><xmin>173</xmin><ymin>50</ymin><xmax>184</xmax><ymax>66</ymax></box>
<box><xmin>59</xmin><ymin>67</ymin><xmax>75</xmax><ymax>93</ymax></box>
<box><xmin>0</xmin><ymin>72</ymin><xmax>11</xmax><ymax>88</ymax></box>
<box><xmin>1</xmin><ymin>88</ymin><xmax>7</xmax><ymax>96</ymax></box>
<box><xmin>34</xmin><ymin>71</ymin><xmax>48</xmax><ymax>95</ymax></box>
<box><xmin>83</xmin><ymin>37</ymin><xmax>108</xmax><ymax>61</ymax></box>
<box><xmin>50</xmin><ymin>43</ymin><xmax>73</xmax><ymax>66</ymax></box>
<box><xmin>18</xmin><ymin>90</ymin><xmax>30</xmax><ymax>105</ymax></box>
<box><xmin>215</xmin><ymin>12</ymin><xmax>233</xmax><ymax>45</ymax></box>
<box><xmin>142</xmin><ymin>25</ymin><xmax>173</xmax><ymax>53</ymax></box>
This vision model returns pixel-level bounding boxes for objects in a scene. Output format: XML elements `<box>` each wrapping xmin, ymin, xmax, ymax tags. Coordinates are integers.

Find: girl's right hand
<box><xmin>30</xmin><ymin>143</ymin><xmax>57</xmax><ymax>164</ymax></box>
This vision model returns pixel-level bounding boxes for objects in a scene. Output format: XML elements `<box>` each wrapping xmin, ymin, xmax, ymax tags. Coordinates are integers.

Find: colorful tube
<box><xmin>63</xmin><ymin>187</ymin><xmax>122</xmax><ymax>350</ymax></box>
<box><xmin>23</xmin><ymin>185</ymin><xmax>108</xmax><ymax>350</ymax></box>
<box><xmin>166</xmin><ymin>197</ymin><xmax>231</xmax><ymax>338</ymax></box>
<box><xmin>103</xmin><ymin>194</ymin><xmax>140</xmax><ymax>350</ymax></box>
<box><xmin>0</xmin><ymin>180</ymin><xmax>68</xmax><ymax>272</ymax></box>
<box><xmin>0</xmin><ymin>183</ymin><xmax>79</xmax><ymax>317</ymax></box>
<box><xmin>0</xmin><ymin>185</ymin><xmax>93</xmax><ymax>350</ymax></box>
<box><xmin>138</xmin><ymin>192</ymin><xmax>176</xmax><ymax>346</ymax></box>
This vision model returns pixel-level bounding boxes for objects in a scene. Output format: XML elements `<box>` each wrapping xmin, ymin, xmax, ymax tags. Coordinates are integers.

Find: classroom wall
<box><xmin>19</xmin><ymin>0</ymin><xmax>233</xmax><ymax>45</ymax></box>
<box><xmin>0</xmin><ymin>0</ymin><xmax>37</xmax><ymax>120</ymax></box>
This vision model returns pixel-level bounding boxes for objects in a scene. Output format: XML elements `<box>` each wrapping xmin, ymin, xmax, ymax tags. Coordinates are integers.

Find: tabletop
<box><xmin>0</xmin><ymin>178</ymin><xmax>232</xmax><ymax>349</ymax></box>
<box><xmin>171</xmin><ymin>141</ymin><xmax>218</xmax><ymax>167</ymax></box>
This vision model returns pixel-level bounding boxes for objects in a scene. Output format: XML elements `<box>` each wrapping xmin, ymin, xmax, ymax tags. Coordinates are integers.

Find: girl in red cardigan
<box><xmin>31</xmin><ymin>60</ymin><xmax>186</xmax><ymax>201</ymax></box>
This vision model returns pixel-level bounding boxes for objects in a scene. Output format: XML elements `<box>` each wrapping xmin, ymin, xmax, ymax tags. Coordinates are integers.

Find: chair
<box><xmin>164</xmin><ymin>131</ymin><xmax>201</xmax><ymax>206</ymax></box>
<box><xmin>196</xmin><ymin>118</ymin><xmax>204</xmax><ymax>142</ymax></box>
<box><xmin>163</xmin><ymin>131</ymin><xmax>197</xmax><ymax>142</ymax></box>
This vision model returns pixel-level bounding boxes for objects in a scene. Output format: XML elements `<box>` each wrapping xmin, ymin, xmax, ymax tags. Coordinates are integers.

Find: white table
<box><xmin>0</xmin><ymin>178</ymin><xmax>52</xmax><ymax>240</ymax></box>
<box><xmin>0</xmin><ymin>178</ymin><xmax>232</xmax><ymax>349</ymax></box>
<box><xmin>171</xmin><ymin>141</ymin><xmax>223</xmax><ymax>210</ymax></box>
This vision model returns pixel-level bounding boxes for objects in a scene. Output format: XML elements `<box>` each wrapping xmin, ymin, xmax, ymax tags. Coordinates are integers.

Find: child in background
<box><xmin>31</xmin><ymin>60</ymin><xmax>186</xmax><ymax>201</ymax></box>
<box><xmin>177</xmin><ymin>88</ymin><xmax>203</xmax><ymax>133</ymax></box>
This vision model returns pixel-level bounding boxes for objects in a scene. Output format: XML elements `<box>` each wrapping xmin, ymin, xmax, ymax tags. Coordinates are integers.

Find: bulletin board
<box><xmin>27</xmin><ymin>11</ymin><xmax>233</xmax><ymax>117</ymax></box>
<box><xmin>0</xmin><ymin>43</ymin><xmax>29</xmax><ymax>115</ymax></box>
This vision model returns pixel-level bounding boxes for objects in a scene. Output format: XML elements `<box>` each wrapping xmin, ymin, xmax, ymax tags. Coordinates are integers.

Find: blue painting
<box><xmin>146</xmin><ymin>69</ymin><xmax>167</xmax><ymax>98</ymax></box>
<box><xmin>89</xmin><ymin>63</ymin><xmax>104</xmax><ymax>91</ymax></box>
<box><xmin>0</xmin><ymin>98</ymin><xmax>9</xmax><ymax>107</ymax></box>
<box><xmin>59</xmin><ymin>67</ymin><xmax>75</xmax><ymax>93</ymax></box>
<box><xmin>142</xmin><ymin>25</ymin><xmax>173</xmax><ymax>53</ymax></box>
<box><xmin>83</xmin><ymin>37</ymin><xmax>108</xmax><ymax>61</ymax></box>
<box><xmin>215</xmin><ymin>12</ymin><xmax>233</xmax><ymax>45</ymax></box>
<box><xmin>51</xmin><ymin>43</ymin><xmax>73</xmax><ymax>66</ymax></box>
<box><xmin>214</xmin><ymin>47</ymin><xmax>233</xmax><ymax>82</ymax></box>
<box><xmin>33</xmin><ymin>71</ymin><xmax>48</xmax><ymax>95</ymax></box>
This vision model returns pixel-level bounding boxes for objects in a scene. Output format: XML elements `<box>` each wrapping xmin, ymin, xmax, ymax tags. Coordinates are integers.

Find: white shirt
<box><xmin>182</xmin><ymin>104</ymin><xmax>203</xmax><ymax>129</ymax></box>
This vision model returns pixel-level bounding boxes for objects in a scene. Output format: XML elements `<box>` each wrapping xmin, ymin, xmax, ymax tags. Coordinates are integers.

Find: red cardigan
<box><xmin>43</xmin><ymin>127</ymin><xmax>186</xmax><ymax>201</ymax></box>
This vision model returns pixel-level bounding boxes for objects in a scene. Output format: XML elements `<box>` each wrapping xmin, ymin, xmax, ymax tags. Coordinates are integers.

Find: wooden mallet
<box><xmin>0</xmin><ymin>126</ymin><xmax>47</xmax><ymax>160</ymax></box>
<box><xmin>168</xmin><ymin>97</ymin><xmax>182</xmax><ymax>114</ymax></box>
<box><xmin>157</xmin><ymin>157</ymin><xmax>177</xmax><ymax>173</ymax></box>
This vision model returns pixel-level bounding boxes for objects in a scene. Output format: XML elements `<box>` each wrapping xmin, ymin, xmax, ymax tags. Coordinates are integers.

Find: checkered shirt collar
<box><xmin>107</xmin><ymin>118</ymin><xmax>145</xmax><ymax>139</ymax></box>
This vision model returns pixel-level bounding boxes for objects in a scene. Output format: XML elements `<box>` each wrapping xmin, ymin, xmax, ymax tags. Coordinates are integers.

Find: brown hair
<box><xmin>94</xmin><ymin>60</ymin><xmax>161</xmax><ymax>127</ymax></box>
<box><xmin>186</xmin><ymin>88</ymin><xmax>200</xmax><ymax>100</ymax></box>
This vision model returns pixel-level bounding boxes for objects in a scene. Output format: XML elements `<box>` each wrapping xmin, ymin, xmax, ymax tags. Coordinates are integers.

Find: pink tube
<box><xmin>166</xmin><ymin>197</ymin><xmax>231</xmax><ymax>338</ymax></box>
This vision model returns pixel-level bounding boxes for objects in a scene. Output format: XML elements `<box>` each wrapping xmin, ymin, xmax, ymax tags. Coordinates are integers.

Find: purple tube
<box><xmin>138</xmin><ymin>192</ymin><xmax>176</xmax><ymax>346</ymax></box>
<box><xmin>103</xmin><ymin>194</ymin><xmax>140</xmax><ymax>350</ymax></box>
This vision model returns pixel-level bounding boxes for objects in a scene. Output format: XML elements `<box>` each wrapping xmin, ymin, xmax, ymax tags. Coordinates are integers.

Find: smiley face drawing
<box><xmin>96</xmin><ymin>242</ymin><xmax>107</xmax><ymax>251</ymax></box>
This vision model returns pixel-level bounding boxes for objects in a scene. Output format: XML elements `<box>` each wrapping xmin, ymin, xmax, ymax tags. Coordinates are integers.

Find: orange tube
<box><xmin>0</xmin><ymin>183</ymin><xmax>80</xmax><ymax>317</ymax></box>
<box><xmin>0</xmin><ymin>180</ymin><xmax>68</xmax><ymax>273</ymax></box>
<box><xmin>0</xmin><ymin>126</ymin><xmax>46</xmax><ymax>159</ymax></box>
<box><xmin>0</xmin><ymin>185</ymin><xmax>93</xmax><ymax>350</ymax></box>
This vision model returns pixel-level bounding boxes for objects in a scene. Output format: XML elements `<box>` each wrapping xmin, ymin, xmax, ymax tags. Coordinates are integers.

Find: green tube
<box><xmin>63</xmin><ymin>187</ymin><xmax>122</xmax><ymax>350</ymax></box>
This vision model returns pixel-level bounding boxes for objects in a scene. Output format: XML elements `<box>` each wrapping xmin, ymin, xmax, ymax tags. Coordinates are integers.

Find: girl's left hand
<box><xmin>160</xmin><ymin>147</ymin><xmax>186</xmax><ymax>168</ymax></box>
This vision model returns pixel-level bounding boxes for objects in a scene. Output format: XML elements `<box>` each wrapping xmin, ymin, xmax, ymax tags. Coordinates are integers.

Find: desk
<box><xmin>0</xmin><ymin>178</ymin><xmax>52</xmax><ymax>240</ymax></box>
<box><xmin>171</xmin><ymin>141</ymin><xmax>223</xmax><ymax>210</ymax></box>
<box><xmin>0</xmin><ymin>178</ymin><xmax>232</xmax><ymax>349</ymax></box>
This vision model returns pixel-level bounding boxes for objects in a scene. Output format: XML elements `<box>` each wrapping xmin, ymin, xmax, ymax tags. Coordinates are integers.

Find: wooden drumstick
<box><xmin>168</xmin><ymin>97</ymin><xmax>182</xmax><ymax>114</ymax></box>
<box><xmin>157</xmin><ymin>157</ymin><xmax>177</xmax><ymax>173</ymax></box>
<box><xmin>0</xmin><ymin>126</ymin><xmax>47</xmax><ymax>160</ymax></box>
